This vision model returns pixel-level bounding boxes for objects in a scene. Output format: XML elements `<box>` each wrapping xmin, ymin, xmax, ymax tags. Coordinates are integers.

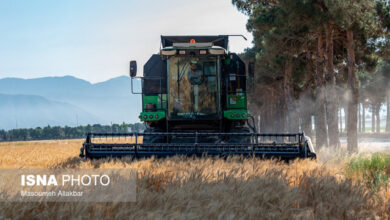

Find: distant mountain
<box><xmin>0</xmin><ymin>75</ymin><xmax>141</xmax><ymax>98</ymax></box>
<box><xmin>0</xmin><ymin>76</ymin><xmax>143</xmax><ymax>129</ymax></box>
<box><xmin>0</xmin><ymin>94</ymin><xmax>100</xmax><ymax>129</ymax></box>
<box><xmin>0</xmin><ymin>76</ymin><xmax>92</xmax><ymax>99</ymax></box>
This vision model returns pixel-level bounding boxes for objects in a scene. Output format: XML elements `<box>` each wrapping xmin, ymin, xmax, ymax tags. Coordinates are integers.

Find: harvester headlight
<box><xmin>242</xmin><ymin>114</ymin><xmax>246</xmax><ymax>118</ymax></box>
<box><xmin>231</xmin><ymin>114</ymin><xmax>235</xmax><ymax>118</ymax></box>
<box><xmin>209</xmin><ymin>46</ymin><xmax>226</xmax><ymax>55</ymax></box>
<box><xmin>155</xmin><ymin>115</ymin><xmax>159</xmax><ymax>119</ymax></box>
<box><xmin>161</xmin><ymin>49</ymin><xmax>177</xmax><ymax>56</ymax></box>
<box><xmin>143</xmin><ymin>115</ymin><xmax>147</xmax><ymax>119</ymax></box>
<box><xmin>149</xmin><ymin>115</ymin><xmax>153</xmax><ymax>119</ymax></box>
<box><xmin>199</xmin><ymin>50</ymin><xmax>207</xmax><ymax>55</ymax></box>
<box><xmin>179</xmin><ymin>50</ymin><xmax>185</xmax><ymax>55</ymax></box>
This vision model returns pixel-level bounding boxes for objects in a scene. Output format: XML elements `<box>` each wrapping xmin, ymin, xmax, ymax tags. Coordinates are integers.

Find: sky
<box><xmin>0</xmin><ymin>0</ymin><xmax>253</xmax><ymax>83</ymax></box>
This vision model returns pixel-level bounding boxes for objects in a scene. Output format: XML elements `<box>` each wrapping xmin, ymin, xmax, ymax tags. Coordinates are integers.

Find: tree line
<box><xmin>233</xmin><ymin>0</ymin><xmax>390</xmax><ymax>152</ymax></box>
<box><xmin>0</xmin><ymin>123</ymin><xmax>145</xmax><ymax>142</ymax></box>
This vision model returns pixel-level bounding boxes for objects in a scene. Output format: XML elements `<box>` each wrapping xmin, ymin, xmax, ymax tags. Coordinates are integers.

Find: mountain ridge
<box><xmin>0</xmin><ymin>75</ymin><xmax>142</xmax><ymax>129</ymax></box>
<box><xmin>0</xmin><ymin>93</ymin><xmax>101</xmax><ymax>130</ymax></box>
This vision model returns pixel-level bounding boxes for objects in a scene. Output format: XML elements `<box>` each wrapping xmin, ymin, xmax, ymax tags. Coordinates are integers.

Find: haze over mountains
<box><xmin>0</xmin><ymin>76</ymin><xmax>141</xmax><ymax>130</ymax></box>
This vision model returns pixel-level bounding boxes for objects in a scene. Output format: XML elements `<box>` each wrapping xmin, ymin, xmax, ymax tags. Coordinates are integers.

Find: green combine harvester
<box><xmin>80</xmin><ymin>35</ymin><xmax>316</xmax><ymax>159</ymax></box>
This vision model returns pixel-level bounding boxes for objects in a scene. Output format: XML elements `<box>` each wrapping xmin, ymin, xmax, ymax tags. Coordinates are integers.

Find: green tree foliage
<box><xmin>233</xmin><ymin>0</ymin><xmax>390</xmax><ymax>152</ymax></box>
<box><xmin>0</xmin><ymin>123</ymin><xmax>145</xmax><ymax>142</ymax></box>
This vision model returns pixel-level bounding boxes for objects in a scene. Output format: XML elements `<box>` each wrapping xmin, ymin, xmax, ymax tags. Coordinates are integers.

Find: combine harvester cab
<box><xmin>80</xmin><ymin>35</ymin><xmax>316</xmax><ymax>160</ymax></box>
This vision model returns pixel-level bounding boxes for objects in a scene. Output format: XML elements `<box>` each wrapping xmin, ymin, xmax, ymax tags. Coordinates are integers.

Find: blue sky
<box><xmin>0</xmin><ymin>0</ymin><xmax>252</xmax><ymax>83</ymax></box>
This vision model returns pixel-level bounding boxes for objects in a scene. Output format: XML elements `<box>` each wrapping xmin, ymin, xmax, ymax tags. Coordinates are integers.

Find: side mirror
<box><xmin>130</xmin><ymin>61</ymin><xmax>137</xmax><ymax>77</ymax></box>
<box><xmin>248</xmin><ymin>61</ymin><xmax>255</xmax><ymax>78</ymax></box>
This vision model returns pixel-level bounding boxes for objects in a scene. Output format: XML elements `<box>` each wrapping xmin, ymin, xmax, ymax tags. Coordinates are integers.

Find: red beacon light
<box><xmin>190</xmin><ymin>39</ymin><xmax>196</xmax><ymax>44</ymax></box>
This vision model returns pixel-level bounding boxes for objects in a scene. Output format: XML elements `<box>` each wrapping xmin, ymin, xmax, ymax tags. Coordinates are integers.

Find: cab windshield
<box><xmin>168</xmin><ymin>56</ymin><xmax>219</xmax><ymax>119</ymax></box>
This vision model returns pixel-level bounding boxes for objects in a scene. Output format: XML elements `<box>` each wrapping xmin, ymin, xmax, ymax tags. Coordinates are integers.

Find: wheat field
<box><xmin>0</xmin><ymin>139</ymin><xmax>389</xmax><ymax>219</ymax></box>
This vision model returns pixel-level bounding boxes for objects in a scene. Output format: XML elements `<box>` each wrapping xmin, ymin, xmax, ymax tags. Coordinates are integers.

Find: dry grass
<box><xmin>0</xmin><ymin>139</ymin><xmax>82</xmax><ymax>168</ymax></box>
<box><xmin>0</xmin><ymin>140</ymin><xmax>389</xmax><ymax>219</ymax></box>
